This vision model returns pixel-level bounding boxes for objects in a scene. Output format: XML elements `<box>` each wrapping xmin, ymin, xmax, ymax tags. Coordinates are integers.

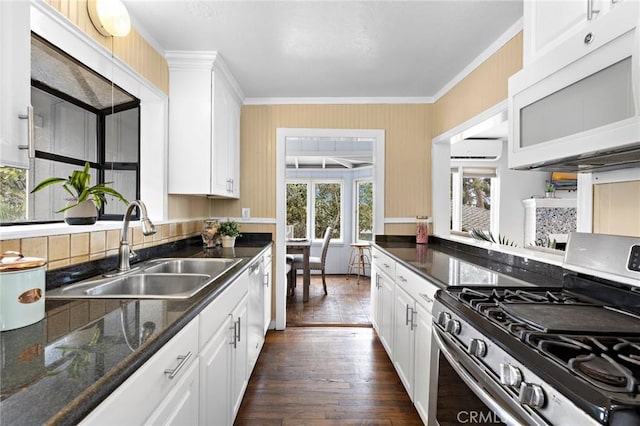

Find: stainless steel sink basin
<box><xmin>83</xmin><ymin>273</ymin><xmax>211</xmax><ymax>298</ymax></box>
<box><xmin>142</xmin><ymin>258</ymin><xmax>240</xmax><ymax>275</ymax></box>
<box><xmin>47</xmin><ymin>257</ymin><xmax>242</xmax><ymax>299</ymax></box>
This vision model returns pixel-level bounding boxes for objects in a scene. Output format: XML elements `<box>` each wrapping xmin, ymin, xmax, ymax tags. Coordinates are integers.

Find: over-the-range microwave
<box><xmin>508</xmin><ymin>1</ymin><xmax>640</xmax><ymax>172</ymax></box>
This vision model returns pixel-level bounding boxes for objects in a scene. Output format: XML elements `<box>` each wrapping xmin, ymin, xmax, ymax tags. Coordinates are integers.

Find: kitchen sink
<box><xmin>142</xmin><ymin>258</ymin><xmax>240</xmax><ymax>275</ymax></box>
<box><xmin>46</xmin><ymin>257</ymin><xmax>242</xmax><ymax>299</ymax></box>
<box><xmin>83</xmin><ymin>273</ymin><xmax>211</xmax><ymax>298</ymax></box>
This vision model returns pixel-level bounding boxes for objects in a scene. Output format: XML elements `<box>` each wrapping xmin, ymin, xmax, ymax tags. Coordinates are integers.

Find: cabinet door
<box><xmin>199</xmin><ymin>314</ymin><xmax>234</xmax><ymax>425</ymax></box>
<box><xmin>393</xmin><ymin>284</ymin><xmax>416</xmax><ymax>400</ymax></box>
<box><xmin>369</xmin><ymin>267</ymin><xmax>381</xmax><ymax>331</ymax></box>
<box><xmin>145</xmin><ymin>359</ymin><xmax>200</xmax><ymax>426</ymax></box>
<box><xmin>413</xmin><ymin>303</ymin><xmax>432</xmax><ymax>424</ymax></box>
<box><xmin>0</xmin><ymin>0</ymin><xmax>30</xmax><ymax>168</ymax></box>
<box><xmin>377</xmin><ymin>270</ymin><xmax>395</xmax><ymax>357</ymax></box>
<box><xmin>524</xmin><ymin>0</ymin><xmax>615</xmax><ymax>62</ymax></box>
<box><xmin>211</xmin><ymin>70</ymin><xmax>231</xmax><ymax>196</ymax></box>
<box><xmin>80</xmin><ymin>319</ymin><xmax>199</xmax><ymax>425</ymax></box>
<box><xmin>230</xmin><ymin>294</ymin><xmax>249</xmax><ymax>420</ymax></box>
<box><xmin>167</xmin><ymin>65</ymin><xmax>213</xmax><ymax>195</ymax></box>
<box><xmin>226</xmin><ymin>93</ymin><xmax>241</xmax><ymax>198</ymax></box>
<box><xmin>263</xmin><ymin>251</ymin><xmax>272</xmax><ymax>334</ymax></box>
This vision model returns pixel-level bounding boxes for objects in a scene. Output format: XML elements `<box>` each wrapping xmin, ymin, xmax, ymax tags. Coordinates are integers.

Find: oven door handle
<box><xmin>432</xmin><ymin>328</ymin><xmax>527</xmax><ymax>426</ymax></box>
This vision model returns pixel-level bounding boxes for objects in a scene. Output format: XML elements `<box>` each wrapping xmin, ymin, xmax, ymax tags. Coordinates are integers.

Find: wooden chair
<box><xmin>290</xmin><ymin>227</ymin><xmax>333</xmax><ymax>295</ymax></box>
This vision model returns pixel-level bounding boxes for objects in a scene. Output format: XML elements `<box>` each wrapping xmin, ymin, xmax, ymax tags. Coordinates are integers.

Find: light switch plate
<box><xmin>242</xmin><ymin>208</ymin><xmax>250</xmax><ymax>219</ymax></box>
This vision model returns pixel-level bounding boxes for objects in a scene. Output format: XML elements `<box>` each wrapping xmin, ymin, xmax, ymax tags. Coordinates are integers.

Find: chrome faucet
<box><xmin>116</xmin><ymin>200</ymin><xmax>156</xmax><ymax>273</ymax></box>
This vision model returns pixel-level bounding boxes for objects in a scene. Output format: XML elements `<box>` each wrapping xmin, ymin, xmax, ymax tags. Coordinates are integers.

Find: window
<box><xmin>286</xmin><ymin>180</ymin><xmax>343</xmax><ymax>241</ymax></box>
<box><xmin>355</xmin><ymin>179</ymin><xmax>373</xmax><ymax>242</ymax></box>
<box><xmin>451</xmin><ymin>167</ymin><xmax>497</xmax><ymax>233</ymax></box>
<box><xmin>0</xmin><ymin>36</ymin><xmax>140</xmax><ymax>224</ymax></box>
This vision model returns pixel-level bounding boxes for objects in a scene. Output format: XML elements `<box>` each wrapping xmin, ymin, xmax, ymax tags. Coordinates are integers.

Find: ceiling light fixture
<box><xmin>87</xmin><ymin>0</ymin><xmax>131</xmax><ymax>38</ymax></box>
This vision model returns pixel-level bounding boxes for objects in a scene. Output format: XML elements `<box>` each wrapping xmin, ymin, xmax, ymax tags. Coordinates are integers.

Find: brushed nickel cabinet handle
<box><xmin>17</xmin><ymin>106</ymin><xmax>34</xmax><ymax>159</ymax></box>
<box><xmin>164</xmin><ymin>351</ymin><xmax>192</xmax><ymax>379</ymax></box>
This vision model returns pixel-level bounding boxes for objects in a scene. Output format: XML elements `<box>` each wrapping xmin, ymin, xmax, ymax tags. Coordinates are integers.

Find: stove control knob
<box><xmin>436</xmin><ymin>312</ymin><xmax>451</xmax><ymax>327</ymax></box>
<box><xmin>445</xmin><ymin>319</ymin><xmax>461</xmax><ymax>335</ymax></box>
<box><xmin>518</xmin><ymin>382</ymin><xmax>545</xmax><ymax>408</ymax></box>
<box><xmin>468</xmin><ymin>339</ymin><xmax>487</xmax><ymax>358</ymax></box>
<box><xmin>499</xmin><ymin>363</ymin><xmax>522</xmax><ymax>388</ymax></box>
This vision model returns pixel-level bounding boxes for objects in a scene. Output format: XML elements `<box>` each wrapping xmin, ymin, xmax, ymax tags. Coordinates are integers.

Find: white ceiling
<box><xmin>121</xmin><ymin>0</ymin><xmax>523</xmax><ymax>101</ymax></box>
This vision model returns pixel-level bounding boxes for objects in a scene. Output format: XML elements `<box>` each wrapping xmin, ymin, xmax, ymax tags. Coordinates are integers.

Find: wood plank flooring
<box><xmin>235</xmin><ymin>275</ymin><xmax>423</xmax><ymax>425</ymax></box>
<box><xmin>286</xmin><ymin>274</ymin><xmax>371</xmax><ymax>326</ymax></box>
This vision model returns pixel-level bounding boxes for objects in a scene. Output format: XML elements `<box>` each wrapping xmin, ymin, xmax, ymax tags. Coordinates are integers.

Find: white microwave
<box><xmin>508</xmin><ymin>1</ymin><xmax>640</xmax><ymax>172</ymax></box>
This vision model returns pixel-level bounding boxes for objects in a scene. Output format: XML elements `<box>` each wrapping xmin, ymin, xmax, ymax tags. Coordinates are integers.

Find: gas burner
<box><xmin>526</xmin><ymin>334</ymin><xmax>640</xmax><ymax>393</ymax></box>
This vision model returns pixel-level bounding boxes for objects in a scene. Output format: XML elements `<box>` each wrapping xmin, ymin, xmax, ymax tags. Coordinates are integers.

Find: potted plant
<box><xmin>31</xmin><ymin>162</ymin><xmax>128</xmax><ymax>225</ymax></box>
<box><xmin>545</xmin><ymin>182</ymin><xmax>556</xmax><ymax>198</ymax></box>
<box><xmin>218</xmin><ymin>219</ymin><xmax>241</xmax><ymax>248</ymax></box>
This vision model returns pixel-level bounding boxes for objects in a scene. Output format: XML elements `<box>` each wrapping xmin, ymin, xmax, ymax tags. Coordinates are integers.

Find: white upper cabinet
<box><xmin>167</xmin><ymin>52</ymin><xmax>243</xmax><ymax>198</ymax></box>
<box><xmin>0</xmin><ymin>0</ymin><xmax>31</xmax><ymax>168</ymax></box>
<box><xmin>523</xmin><ymin>0</ymin><xmax>623</xmax><ymax>65</ymax></box>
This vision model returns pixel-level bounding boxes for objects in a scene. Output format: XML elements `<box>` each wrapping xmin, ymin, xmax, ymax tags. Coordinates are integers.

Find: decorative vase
<box><xmin>221</xmin><ymin>235</ymin><xmax>236</xmax><ymax>248</ymax></box>
<box><xmin>544</xmin><ymin>191</ymin><xmax>556</xmax><ymax>199</ymax></box>
<box><xmin>63</xmin><ymin>200</ymin><xmax>97</xmax><ymax>225</ymax></box>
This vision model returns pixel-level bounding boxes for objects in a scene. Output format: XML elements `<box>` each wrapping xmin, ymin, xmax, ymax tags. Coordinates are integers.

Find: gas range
<box><xmin>432</xmin><ymin>233</ymin><xmax>640</xmax><ymax>426</ymax></box>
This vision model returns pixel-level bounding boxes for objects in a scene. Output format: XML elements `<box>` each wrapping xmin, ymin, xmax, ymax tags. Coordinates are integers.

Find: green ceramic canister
<box><xmin>0</xmin><ymin>252</ymin><xmax>47</xmax><ymax>332</ymax></box>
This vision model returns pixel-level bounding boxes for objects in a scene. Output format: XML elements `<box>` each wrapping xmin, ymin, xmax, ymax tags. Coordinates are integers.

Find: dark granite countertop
<box><xmin>373</xmin><ymin>235</ymin><xmax>565</xmax><ymax>290</ymax></box>
<box><xmin>0</xmin><ymin>234</ymin><xmax>272</xmax><ymax>426</ymax></box>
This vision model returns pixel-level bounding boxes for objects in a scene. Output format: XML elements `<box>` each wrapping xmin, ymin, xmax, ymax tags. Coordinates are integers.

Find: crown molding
<box><xmin>243</xmin><ymin>96</ymin><xmax>433</xmax><ymax>105</ymax></box>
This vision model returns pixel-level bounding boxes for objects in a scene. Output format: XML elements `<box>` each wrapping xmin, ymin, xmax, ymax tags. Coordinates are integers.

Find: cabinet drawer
<box><xmin>396</xmin><ymin>263</ymin><xmax>438</xmax><ymax>311</ymax></box>
<box><xmin>371</xmin><ymin>248</ymin><xmax>396</xmax><ymax>280</ymax></box>
<box><xmin>81</xmin><ymin>318</ymin><xmax>199</xmax><ymax>425</ymax></box>
<box><xmin>199</xmin><ymin>270</ymin><xmax>249</xmax><ymax>349</ymax></box>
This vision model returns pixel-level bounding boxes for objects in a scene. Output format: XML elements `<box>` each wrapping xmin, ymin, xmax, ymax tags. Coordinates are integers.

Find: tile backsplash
<box><xmin>0</xmin><ymin>220</ymin><xmax>203</xmax><ymax>270</ymax></box>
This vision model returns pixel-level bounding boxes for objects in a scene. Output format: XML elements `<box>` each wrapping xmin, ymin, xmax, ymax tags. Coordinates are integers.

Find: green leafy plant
<box><xmin>545</xmin><ymin>182</ymin><xmax>556</xmax><ymax>193</ymax></box>
<box><xmin>218</xmin><ymin>219</ymin><xmax>241</xmax><ymax>237</ymax></box>
<box><xmin>534</xmin><ymin>236</ymin><xmax>557</xmax><ymax>248</ymax></box>
<box><xmin>469</xmin><ymin>228</ymin><xmax>518</xmax><ymax>247</ymax></box>
<box><xmin>30</xmin><ymin>162</ymin><xmax>128</xmax><ymax>212</ymax></box>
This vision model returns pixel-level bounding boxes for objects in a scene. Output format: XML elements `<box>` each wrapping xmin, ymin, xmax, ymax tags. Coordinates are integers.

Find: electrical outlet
<box><xmin>242</xmin><ymin>208</ymin><xmax>250</xmax><ymax>220</ymax></box>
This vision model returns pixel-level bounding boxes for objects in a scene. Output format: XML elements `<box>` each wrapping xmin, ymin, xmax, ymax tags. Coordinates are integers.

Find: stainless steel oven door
<box><xmin>430</xmin><ymin>326</ymin><xmax>547</xmax><ymax>426</ymax></box>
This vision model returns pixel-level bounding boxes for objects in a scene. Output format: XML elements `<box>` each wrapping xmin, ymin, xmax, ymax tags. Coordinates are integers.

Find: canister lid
<box><xmin>0</xmin><ymin>252</ymin><xmax>46</xmax><ymax>272</ymax></box>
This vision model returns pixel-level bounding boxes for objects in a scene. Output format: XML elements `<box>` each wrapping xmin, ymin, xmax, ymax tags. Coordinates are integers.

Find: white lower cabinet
<box><xmin>263</xmin><ymin>248</ymin><xmax>273</xmax><ymax>334</ymax></box>
<box><xmin>199</xmin><ymin>269</ymin><xmax>249</xmax><ymax>425</ymax></box>
<box><xmin>413</xmin><ymin>302</ymin><xmax>433</xmax><ymax>424</ymax></box>
<box><xmin>371</xmin><ymin>264</ymin><xmax>395</xmax><ymax>356</ymax></box>
<box><xmin>145</xmin><ymin>360</ymin><xmax>200</xmax><ymax>426</ymax></box>
<box><xmin>80</xmin><ymin>318</ymin><xmax>199</xmax><ymax>425</ymax></box>
<box><xmin>393</xmin><ymin>284</ymin><xmax>416</xmax><ymax>399</ymax></box>
<box><xmin>371</xmin><ymin>248</ymin><xmax>439</xmax><ymax>425</ymax></box>
<box><xmin>82</xmin><ymin>261</ymin><xmax>262</xmax><ymax>426</ymax></box>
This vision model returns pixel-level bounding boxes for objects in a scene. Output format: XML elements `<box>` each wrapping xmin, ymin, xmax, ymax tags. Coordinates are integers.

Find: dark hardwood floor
<box><xmin>235</xmin><ymin>275</ymin><xmax>423</xmax><ymax>425</ymax></box>
<box><xmin>286</xmin><ymin>274</ymin><xmax>372</xmax><ymax>326</ymax></box>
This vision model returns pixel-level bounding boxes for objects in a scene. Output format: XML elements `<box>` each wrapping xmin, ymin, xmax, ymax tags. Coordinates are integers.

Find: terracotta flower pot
<box><xmin>64</xmin><ymin>199</ymin><xmax>98</xmax><ymax>225</ymax></box>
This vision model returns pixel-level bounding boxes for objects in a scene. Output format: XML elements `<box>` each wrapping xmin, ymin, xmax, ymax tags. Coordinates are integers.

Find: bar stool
<box><xmin>346</xmin><ymin>242</ymin><xmax>371</xmax><ymax>284</ymax></box>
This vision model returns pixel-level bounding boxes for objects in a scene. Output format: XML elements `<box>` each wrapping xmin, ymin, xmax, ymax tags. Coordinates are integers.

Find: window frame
<box><xmin>450</xmin><ymin>166</ymin><xmax>498</xmax><ymax>235</ymax></box>
<box><xmin>286</xmin><ymin>178</ymin><xmax>344</xmax><ymax>243</ymax></box>
<box><xmin>3</xmin><ymin>80</ymin><xmax>142</xmax><ymax>226</ymax></box>
<box><xmin>353</xmin><ymin>178</ymin><xmax>373</xmax><ymax>243</ymax></box>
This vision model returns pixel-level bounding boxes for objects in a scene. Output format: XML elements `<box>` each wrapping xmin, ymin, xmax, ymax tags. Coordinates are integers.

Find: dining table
<box><xmin>286</xmin><ymin>239</ymin><xmax>311</xmax><ymax>302</ymax></box>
